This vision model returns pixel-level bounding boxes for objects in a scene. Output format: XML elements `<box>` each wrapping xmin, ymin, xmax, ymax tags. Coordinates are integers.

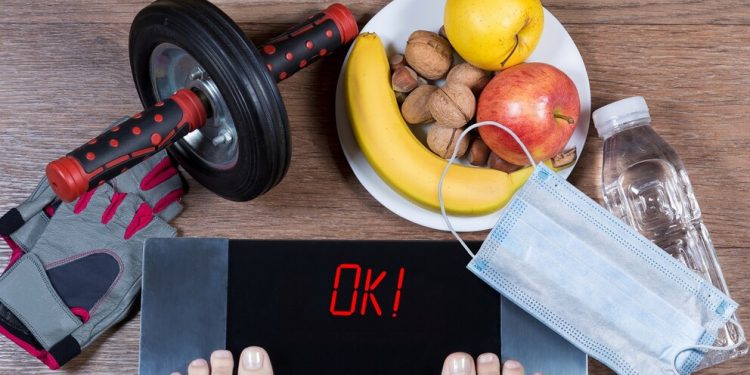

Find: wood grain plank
<box><xmin>1</xmin><ymin>0</ymin><xmax>750</xmax><ymax>26</ymax></box>
<box><xmin>0</xmin><ymin>3</ymin><xmax>749</xmax><ymax>374</ymax></box>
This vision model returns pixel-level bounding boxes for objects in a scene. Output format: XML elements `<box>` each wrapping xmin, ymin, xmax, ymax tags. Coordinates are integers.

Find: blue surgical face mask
<box><xmin>438</xmin><ymin>122</ymin><xmax>745</xmax><ymax>375</ymax></box>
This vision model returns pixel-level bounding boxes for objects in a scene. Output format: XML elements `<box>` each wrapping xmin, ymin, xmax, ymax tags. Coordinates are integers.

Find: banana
<box><xmin>345</xmin><ymin>33</ymin><xmax>533</xmax><ymax>216</ymax></box>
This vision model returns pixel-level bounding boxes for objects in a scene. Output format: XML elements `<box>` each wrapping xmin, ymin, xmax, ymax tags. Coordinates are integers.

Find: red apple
<box><xmin>477</xmin><ymin>62</ymin><xmax>580</xmax><ymax>166</ymax></box>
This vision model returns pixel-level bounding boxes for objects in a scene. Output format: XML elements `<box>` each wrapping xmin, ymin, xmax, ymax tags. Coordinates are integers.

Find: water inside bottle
<box><xmin>607</xmin><ymin>159</ymin><xmax>708</xmax><ymax>277</ymax></box>
<box><xmin>602</xmin><ymin>126</ymin><xmax>745</xmax><ymax>363</ymax></box>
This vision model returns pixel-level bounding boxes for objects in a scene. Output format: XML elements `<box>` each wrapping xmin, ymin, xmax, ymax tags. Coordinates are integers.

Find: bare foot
<box><xmin>172</xmin><ymin>346</ymin><xmax>274</xmax><ymax>375</ymax></box>
<box><xmin>441</xmin><ymin>352</ymin><xmax>540</xmax><ymax>375</ymax></box>
<box><xmin>177</xmin><ymin>347</ymin><xmax>535</xmax><ymax>375</ymax></box>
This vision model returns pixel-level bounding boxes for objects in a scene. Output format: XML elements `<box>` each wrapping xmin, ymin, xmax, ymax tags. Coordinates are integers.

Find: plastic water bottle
<box><xmin>593</xmin><ymin>97</ymin><xmax>747</xmax><ymax>368</ymax></box>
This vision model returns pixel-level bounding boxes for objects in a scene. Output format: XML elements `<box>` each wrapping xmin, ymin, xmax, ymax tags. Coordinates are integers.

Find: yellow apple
<box><xmin>444</xmin><ymin>0</ymin><xmax>544</xmax><ymax>70</ymax></box>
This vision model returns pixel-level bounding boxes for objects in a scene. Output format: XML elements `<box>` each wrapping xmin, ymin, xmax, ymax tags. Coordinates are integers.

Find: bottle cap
<box><xmin>592</xmin><ymin>96</ymin><xmax>650</xmax><ymax>139</ymax></box>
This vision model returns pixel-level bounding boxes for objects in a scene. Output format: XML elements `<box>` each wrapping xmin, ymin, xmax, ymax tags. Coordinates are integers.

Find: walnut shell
<box><xmin>404</xmin><ymin>30</ymin><xmax>453</xmax><ymax>80</ymax></box>
<box><xmin>401</xmin><ymin>85</ymin><xmax>437</xmax><ymax>125</ymax></box>
<box><xmin>446</xmin><ymin>63</ymin><xmax>491</xmax><ymax>94</ymax></box>
<box><xmin>428</xmin><ymin>82</ymin><xmax>475</xmax><ymax>128</ymax></box>
<box><xmin>427</xmin><ymin>126</ymin><xmax>470</xmax><ymax>159</ymax></box>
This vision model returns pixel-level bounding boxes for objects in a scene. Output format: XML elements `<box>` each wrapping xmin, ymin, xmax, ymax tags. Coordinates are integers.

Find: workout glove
<box><xmin>0</xmin><ymin>151</ymin><xmax>184</xmax><ymax>369</ymax></box>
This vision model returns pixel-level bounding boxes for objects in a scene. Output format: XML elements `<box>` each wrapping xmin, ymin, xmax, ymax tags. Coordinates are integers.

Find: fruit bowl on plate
<box><xmin>335</xmin><ymin>0</ymin><xmax>591</xmax><ymax>232</ymax></box>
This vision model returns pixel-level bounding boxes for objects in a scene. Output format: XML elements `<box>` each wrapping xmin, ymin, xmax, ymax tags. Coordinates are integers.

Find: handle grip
<box><xmin>261</xmin><ymin>3</ymin><xmax>358</xmax><ymax>82</ymax></box>
<box><xmin>47</xmin><ymin>89</ymin><xmax>207</xmax><ymax>202</ymax></box>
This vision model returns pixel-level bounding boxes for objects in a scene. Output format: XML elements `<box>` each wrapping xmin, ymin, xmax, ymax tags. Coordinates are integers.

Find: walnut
<box><xmin>427</xmin><ymin>126</ymin><xmax>470</xmax><ymax>159</ymax></box>
<box><xmin>401</xmin><ymin>85</ymin><xmax>438</xmax><ymax>125</ymax></box>
<box><xmin>428</xmin><ymin>82</ymin><xmax>475</xmax><ymax>128</ymax></box>
<box><xmin>446</xmin><ymin>63</ymin><xmax>491</xmax><ymax>94</ymax></box>
<box><xmin>404</xmin><ymin>30</ymin><xmax>453</xmax><ymax>80</ymax></box>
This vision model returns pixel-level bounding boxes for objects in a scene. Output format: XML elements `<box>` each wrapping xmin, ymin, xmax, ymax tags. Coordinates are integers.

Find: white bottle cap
<box><xmin>592</xmin><ymin>96</ymin><xmax>651</xmax><ymax>139</ymax></box>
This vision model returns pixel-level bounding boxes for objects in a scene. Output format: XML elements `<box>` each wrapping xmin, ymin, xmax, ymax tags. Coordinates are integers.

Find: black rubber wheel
<box><xmin>129</xmin><ymin>0</ymin><xmax>290</xmax><ymax>201</ymax></box>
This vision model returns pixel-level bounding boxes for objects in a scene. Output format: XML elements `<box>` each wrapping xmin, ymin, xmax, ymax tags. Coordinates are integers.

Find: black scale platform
<box><xmin>140</xmin><ymin>239</ymin><xmax>499</xmax><ymax>375</ymax></box>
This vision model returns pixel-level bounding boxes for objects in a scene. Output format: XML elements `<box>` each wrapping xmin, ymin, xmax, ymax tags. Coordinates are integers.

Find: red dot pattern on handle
<box><xmin>134</xmin><ymin>113</ymin><xmax>142</xmax><ymax>119</ymax></box>
<box><xmin>325</xmin><ymin>29</ymin><xmax>334</xmax><ymax>39</ymax></box>
<box><xmin>151</xmin><ymin>133</ymin><xmax>162</xmax><ymax>146</ymax></box>
<box><xmin>132</xmin><ymin>126</ymin><xmax>141</xmax><ymax>135</ymax></box>
<box><xmin>109</xmin><ymin>139</ymin><xmax>119</xmax><ymax>147</ymax></box>
<box><xmin>88</xmin><ymin>139</ymin><xmax>97</xmax><ymax>145</ymax></box>
<box><xmin>154</xmin><ymin>114</ymin><xmax>163</xmax><ymax>123</ymax></box>
<box><xmin>299</xmin><ymin>59</ymin><xmax>308</xmax><ymax>68</ymax></box>
<box><xmin>305</xmin><ymin>40</ymin><xmax>314</xmax><ymax>49</ymax></box>
<box><xmin>319</xmin><ymin>49</ymin><xmax>328</xmax><ymax>56</ymax></box>
<box><xmin>112</xmin><ymin>126</ymin><xmax>120</xmax><ymax>132</ymax></box>
<box><xmin>285</xmin><ymin>52</ymin><xmax>294</xmax><ymax>61</ymax></box>
<box><xmin>86</xmin><ymin>152</ymin><xmax>95</xmax><ymax>161</ymax></box>
<box><xmin>155</xmin><ymin>101</ymin><xmax>164</xmax><ymax>107</ymax></box>
<box><xmin>263</xmin><ymin>45</ymin><xmax>276</xmax><ymax>54</ymax></box>
<box><xmin>279</xmin><ymin>72</ymin><xmax>288</xmax><ymax>80</ymax></box>
<box><xmin>267</xmin><ymin>63</ymin><xmax>273</xmax><ymax>72</ymax></box>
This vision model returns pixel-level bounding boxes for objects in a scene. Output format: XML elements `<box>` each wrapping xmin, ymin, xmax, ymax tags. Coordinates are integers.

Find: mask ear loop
<box><xmin>438</xmin><ymin>121</ymin><xmax>538</xmax><ymax>259</ymax></box>
<box><xmin>671</xmin><ymin>318</ymin><xmax>746</xmax><ymax>374</ymax></box>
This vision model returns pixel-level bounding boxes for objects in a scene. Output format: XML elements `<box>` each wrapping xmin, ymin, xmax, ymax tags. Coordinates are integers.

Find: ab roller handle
<box><xmin>46</xmin><ymin>89</ymin><xmax>207</xmax><ymax>202</ymax></box>
<box><xmin>261</xmin><ymin>4</ymin><xmax>358</xmax><ymax>81</ymax></box>
<box><xmin>46</xmin><ymin>3</ymin><xmax>358</xmax><ymax>202</ymax></box>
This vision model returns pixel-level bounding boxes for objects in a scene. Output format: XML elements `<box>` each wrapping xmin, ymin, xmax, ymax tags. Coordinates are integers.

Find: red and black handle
<box><xmin>261</xmin><ymin>3</ymin><xmax>358</xmax><ymax>81</ymax></box>
<box><xmin>46</xmin><ymin>4</ymin><xmax>358</xmax><ymax>202</ymax></box>
<box><xmin>46</xmin><ymin>89</ymin><xmax>207</xmax><ymax>202</ymax></box>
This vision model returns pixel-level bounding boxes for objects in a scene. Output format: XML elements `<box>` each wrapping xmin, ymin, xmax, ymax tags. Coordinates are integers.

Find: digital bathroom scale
<box><xmin>139</xmin><ymin>238</ymin><xmax>588</xmax><ymax>374</ymax></box>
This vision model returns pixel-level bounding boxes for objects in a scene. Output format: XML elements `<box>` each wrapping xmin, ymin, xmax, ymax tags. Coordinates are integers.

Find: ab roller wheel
<box><xmin>46</xmin><ymin>0</ymin><xmax>358</xmax><ymax>202</ymax></box>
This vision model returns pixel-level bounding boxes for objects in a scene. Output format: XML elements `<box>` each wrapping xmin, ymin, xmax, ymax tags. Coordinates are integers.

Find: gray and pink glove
<box><xmin>0</xmin><ymin>151</ymin><xmax>184</xmax><ymax>369</ymax></box>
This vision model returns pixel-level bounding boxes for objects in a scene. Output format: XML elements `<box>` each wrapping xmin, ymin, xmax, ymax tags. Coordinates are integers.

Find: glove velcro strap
<box><xmin>0</xmin><ymin>255</ymin><xmax>82</xmax><ymax>351</ymax></box>
<box><xmin>48</xmin><ymin>334</ymin><xmax>81</xmax><ymax>368</ymax></box>
<box><xmin>0</xmin><ymin>208</ymin><xmax>24</xmax><ymax>236</ymax></box>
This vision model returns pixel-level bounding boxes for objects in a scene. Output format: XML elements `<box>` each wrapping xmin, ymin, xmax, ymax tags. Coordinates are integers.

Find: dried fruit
<box><xmin>428</xmin><ymin>82</ymin><xmax>476</xmax><ymax>128</ymax></box>
<box><xmin>427</xmin><ymin>125</ymin><xmax>470</xmax><ymax>159</ymax></box>
<box><xmin>446</xmin><ymin>63</ymin><xmax>491</xmax><ymax>94</ymax></box>
<box><xmin>551</xmin><ymin>148</ymin><xmax>577</xmax><ymax>168</ymax></box>
<box><xmin>404</xmin><ymin>30</ymin><xmax>454</xmax><ymax>80</ymax></box>
<box><xmin>401</xmin><ymin>85</ymin><xmax>438</xmax><ymax>125</ymax></box>
<box><xmin>468</xmin><ymin>138</ymin><xmax>491</xmax><ymax>166</ymax></box>
<box><xmin>488</xmin><ymin>153</ymin><xmax>523</xmax><ymax>173</ymax></box>
<box><xmin>392</xmin><ymin>66</ymin><xmax>419</xmax><ymax>93</ymax></box>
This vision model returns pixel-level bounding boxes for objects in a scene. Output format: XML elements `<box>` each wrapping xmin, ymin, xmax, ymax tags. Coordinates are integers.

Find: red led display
<box><xmin>329</xmin><ymin>263</ymin><xmax>361</xmax><ymax>316</ymax></box>
<box><xmin>329</xmin><ymin>263</ymin><xmax>406</xmax><ymax>318</ymax></box>
<box><xmin>392</xmin><ymin>268</ymin><xmax>405</xmax><ymax>318</ymax></box>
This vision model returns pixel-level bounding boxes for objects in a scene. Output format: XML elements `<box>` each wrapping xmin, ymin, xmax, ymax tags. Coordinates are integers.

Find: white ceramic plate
<box><xmin>335</xmin><ymin>0</ymin><xmax>591</xmax><ymax>232</ymax></box>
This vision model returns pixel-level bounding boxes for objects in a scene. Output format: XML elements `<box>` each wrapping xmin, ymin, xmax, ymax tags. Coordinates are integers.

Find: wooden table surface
<box><xmin>1</xmin><ymin>0</ymin><xmax>748</xmax><ymax>374</ymax></box>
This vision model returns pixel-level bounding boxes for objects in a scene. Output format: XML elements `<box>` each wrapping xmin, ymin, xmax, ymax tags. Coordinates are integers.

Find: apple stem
<box><xmin>554</xmin><ymin>113</ymin><xmax>575</xmax><ymax>124</ymax></box>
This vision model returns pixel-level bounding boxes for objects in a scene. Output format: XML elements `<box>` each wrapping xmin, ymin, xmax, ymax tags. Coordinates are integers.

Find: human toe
<box><xmin>476</xmin><ymin>353</ymin><xmax>501</xmax><ymax>375</ymax></box>
<box><xmin>501</xmin><ymin>359</ymin><xmax>525</xmax><ymax>375</ymax></box>
<box><xmin>187</xmin><ymin>358</ymin><xmax>209</xmax><ymax>375</ymax></box>
<box><xmin>209</xmin><ymin>350</ymin><xmax>234</xmax><ymax>375</ymax></box>
<box><xmin>239</xmin><ymin>346</ymin><xmax>274</xmax><ymax>375</ymax></box>
<box><xmin>442</xmin><ymin>352</ymin><xmax>477</xmax><ymax>375</ymax></box>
